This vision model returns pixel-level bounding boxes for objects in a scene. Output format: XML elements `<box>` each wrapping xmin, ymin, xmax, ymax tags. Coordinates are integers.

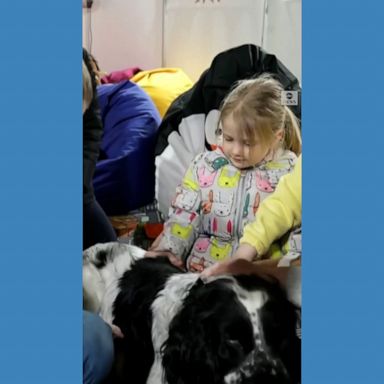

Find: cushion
<box><xmin>131</xmin><ymin>68</ymin><xmax>193</xmax><ymax>118</ymax></box>
<box><xmin>94</xmin><ymin>80</ymin><xmax>161</xmax><ymax>215</ymax></box>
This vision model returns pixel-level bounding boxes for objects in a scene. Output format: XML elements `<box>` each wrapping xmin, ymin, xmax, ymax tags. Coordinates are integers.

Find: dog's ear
<box><xmin>161</xmin><ymin>320</ymin><xmax>218</xmax><ymax>384</ymax></box>
<box><xmin>162</xmin><ymin>325</ymin><xmax>248</xmax><ymax>384</ymax></box>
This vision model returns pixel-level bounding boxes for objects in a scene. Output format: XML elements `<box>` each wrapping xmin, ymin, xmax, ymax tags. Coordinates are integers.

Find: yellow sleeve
<box><xmin>240</xmin><ymin>155</ymin><xmax>302</xmax><ymax>255</ymax></box>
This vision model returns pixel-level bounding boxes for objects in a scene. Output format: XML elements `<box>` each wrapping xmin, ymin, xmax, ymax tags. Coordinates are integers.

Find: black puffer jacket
<box><xmin>83</xmin><ymin>48</ymin><xmax>103</xmax><ymax>204</ymax></box>
<box><xmin>155</xmin><ymin>44</ymin><xmax>301</xmax><ymax>156</ymax></box>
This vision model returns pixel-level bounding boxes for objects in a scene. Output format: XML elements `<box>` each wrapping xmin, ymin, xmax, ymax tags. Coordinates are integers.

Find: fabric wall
<box><xmin>163</xmin><ymin>0</ymin><xmax>265</xmax><ymax>81</ymax></box>
<box><xmin>82</xmin><ymin>0</ymin><xmax>163</xmax><ymax>73</ymax></box>
<box><xmin>83</xmin><ymin>0</ymin><xmax>301</xmax><ymax>83</ymax></box>
<box><xmin>262</xmin><ymin>0</ymin><xmax>301</xmax><ymax>83</ymax></box>
<box><xmin>163</xmin><ymin>0</ymin><xmax>301</xmax><ymax>82</ymax></box>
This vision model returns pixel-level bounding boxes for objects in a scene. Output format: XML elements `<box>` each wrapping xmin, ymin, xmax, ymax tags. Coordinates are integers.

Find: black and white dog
<box><xmin>83</xmin><ymin>242</ymin><xmax>300</xmax><ymax>384</ymax></box>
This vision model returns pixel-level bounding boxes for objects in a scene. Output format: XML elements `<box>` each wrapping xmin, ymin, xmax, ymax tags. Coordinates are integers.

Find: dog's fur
<box><xmin>83</xmin><ymin>242</ymin><xmax>300</xmax><ymax>384</ymax></box>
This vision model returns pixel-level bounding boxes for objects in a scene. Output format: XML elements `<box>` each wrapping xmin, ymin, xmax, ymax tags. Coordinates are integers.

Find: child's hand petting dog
<box><xmin>146</xmin><ymin>230</ymin><xmax>185</xmax><ymax>269</ymax></box>
<box><xmin>201</xmin><ymin>258</ymin><xmax>282</xmax><ymax>284</ymax></box>
<box><xmin>145</xmin><ymin>249</ymin><xmax>184</xmax><ymax>269</ymax></box>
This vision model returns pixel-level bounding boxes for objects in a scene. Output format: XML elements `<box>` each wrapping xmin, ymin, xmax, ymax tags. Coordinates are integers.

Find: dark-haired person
<box><xmin>83</xmin><ymin>49</ymin><xmax>116</xmax><ymax>250</ymax></box>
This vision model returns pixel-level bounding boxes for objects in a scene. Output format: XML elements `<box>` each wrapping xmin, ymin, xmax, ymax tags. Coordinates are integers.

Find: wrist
<box><xmin>236</xmin><ymin>243</ymin><xmax>258</xmax><ymax>261</ymax></box>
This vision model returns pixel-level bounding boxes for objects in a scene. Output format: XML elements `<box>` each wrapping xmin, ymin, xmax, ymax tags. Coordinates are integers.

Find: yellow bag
<box><xmin>131</xmin><ymin>68</ymin><xmax>193</xmax><ymax>118</ymax></box>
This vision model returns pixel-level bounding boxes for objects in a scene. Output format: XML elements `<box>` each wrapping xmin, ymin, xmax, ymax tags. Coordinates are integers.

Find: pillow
<box><xmin>131</xmin><ymin>68</ymin><xmax>193</xmax><ymax>118</ymax></box>
<box><xmin>101</xmin><ymin>67</ymin><xmax>141</xmax><ymax>84</ymax></box>
<box><xmin>93</xmin><ymin>81</ymin><xmax>161</xmax><ymax>215</ymax></box>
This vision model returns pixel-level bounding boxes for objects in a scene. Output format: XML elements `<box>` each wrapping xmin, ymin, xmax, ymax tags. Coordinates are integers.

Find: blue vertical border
<box><xmin>303</xmin><ymin>1</ymin><xmax>384</xmax><ymax>383</ymax></box>
<box><xmin>0</xmin><ymin>2</ymin><xmax>82</xmax><ymax>383</ymax></box>
<box><xmin>1</xmin><ymin>0</ymin><xmax>384</xmax><ymax>383</ymax></box>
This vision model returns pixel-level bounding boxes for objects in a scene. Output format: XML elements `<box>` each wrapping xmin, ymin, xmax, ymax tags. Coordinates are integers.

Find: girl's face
<box><xmin>221</xmin><ymin>114</ymin><xmax>278</xmax><ymax>169</ymax></box>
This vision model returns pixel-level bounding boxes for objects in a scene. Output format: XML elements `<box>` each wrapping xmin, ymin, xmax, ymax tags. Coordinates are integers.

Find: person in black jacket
<box><xmin>83</xmin><ymin>48</ymin><xmax>116</xmax><ymax>250</ymax></box>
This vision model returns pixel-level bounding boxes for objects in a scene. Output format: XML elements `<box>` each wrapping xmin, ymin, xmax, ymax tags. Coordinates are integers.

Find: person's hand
<box><xmin>148</xmin><ymin>231</ymin><xmax>164</xmax><ymax>251</ymax></box>
<box><xmin>110</xmin><ymin>324</ymin><xmax>124</xmax><ymax>339</ymax></box>
<box><xmin>201</xmin><ymin>243</ymin><xmax>260</xmax><ymax>279</ymax></box>
<box><xmin>201</xmin><ymin>258</ymin><xmax>280</xmax><ymax>283</ymax></box>
<box><xmin>145</xmin><ymin>250</ymin><xmax>184</xmax><ymax>269</ymax></box>
<box><xmin>233</xmin><ymin>243</ymin><xmax>259</xmax><ymax>261</ymax></box>
<box><xmin>201</xmin><ymin>258</ymin><xmax>256</xmax><ymax>278</ymax></box>
<box><xmin>147</xmin><ymin>230</ymin><xmax>184</xmax><ymax>269</ymax></box>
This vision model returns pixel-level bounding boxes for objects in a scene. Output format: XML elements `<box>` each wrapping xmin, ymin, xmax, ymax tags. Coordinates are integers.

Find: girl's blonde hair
<box><xmin>219</xmin><ymin>74</ymin><xmax>302</xmax><ymax>155</ymax></box>
<box><xmin>83</xmin><ymin>59</ymin><xmax>93</xmax><ymax>113</ymax></box>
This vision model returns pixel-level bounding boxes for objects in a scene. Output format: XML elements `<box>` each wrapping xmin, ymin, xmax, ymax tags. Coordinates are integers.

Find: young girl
<box><xmin>150</xmin><ymin>74</ymin><xmax>301</xmax><ymax>272</ymax></box>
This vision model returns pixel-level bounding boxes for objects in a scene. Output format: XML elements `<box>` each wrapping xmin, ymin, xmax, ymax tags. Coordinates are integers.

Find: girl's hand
<box><xmin>200</xmin><ymin>244</ymin><xmax>259</xmax><ymax>278</ymax></box>
<box><xmin>148</xmin><ymin>231</ymin><xmax>164</xmax><ymax>251</ymax></box>
<box><xmin>201</xmin><ymin>258</ymin><xmax>256</xmax><ymax>278</ymax></box>
<box><xmin>201</xmin><ymin>258</ymin><xmax>281</xmax><ymax>284</ymax></box>
<box><xmin>147</xmin><ymin>230</ymin><xmax>184</xmax><ymax>269</ymax></box>
<box><xmin>145</xmin><ymin>250</ymin><xmax>184</xmax><ymax>269</ymax></box>
<box><xmin>234</xmin><ymin>243</ymin><xmax>259</xmax><ymax>261</ymax></box>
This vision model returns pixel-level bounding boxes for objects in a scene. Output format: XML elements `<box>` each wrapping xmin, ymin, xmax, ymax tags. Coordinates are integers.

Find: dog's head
<box><xmin>161</xmin><ymin>278</ymin><xmax>256</xmax><ymax>384</ymax></box>
<box><xmin>82</xmin><ymin>242</ymin><xmax>146</xmax><ymax>313</ymax></box>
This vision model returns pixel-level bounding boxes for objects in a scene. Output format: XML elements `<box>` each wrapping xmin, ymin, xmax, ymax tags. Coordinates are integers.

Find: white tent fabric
<box><xmin>163</xmin><ymin>0</ymin><xmax>301</xmax><ymax>82</ymax></box>
<box><xmin>163</xmin><ymin>0</ymin><xmax>265</xmax><ymax>81</ymax></box>
<box><xmin>83</xmin><ymin>0</ymin><xmax>301</xmax><ymax>83</ymax></box>
<box><xmin>263</xmin><ymin>0</ymin><xmax>302</xmax><ymax>83</ymax></box>
<box><xmin>83</xmin><ymin>0</ymin><xmax>163</xmax><ymax>73</ymax></box>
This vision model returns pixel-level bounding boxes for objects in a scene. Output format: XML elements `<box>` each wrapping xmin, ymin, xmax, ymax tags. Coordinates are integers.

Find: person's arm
<box><xmin>201</xmin><ymin>258</ymin><xmax>290</xmax><ymax>285</ymax></box>
<box><xmin>151</xmin><ymin>156</ymin><xmax>203</xmax><ymax>264</ymax></box>
<box><xmin>83</xmin><ymin>49</ymin><xmax>104</xmax><ymax>202</ymax></box>
<box><xmin>240</xmin><ymin>155</ymin><xmax>302</xmax><ymax>258</ymax></box>
<box><xmin>201</xmin><ymin>156</ymin><xmax>302</xmax><ymax>278</ymax></box>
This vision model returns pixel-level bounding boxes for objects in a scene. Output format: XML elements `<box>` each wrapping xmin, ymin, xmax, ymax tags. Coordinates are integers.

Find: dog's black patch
<box><xmin>162</xmin><ymin>278</ymin><xmax>256</xmax><ymax>384</ymax></box>
<box><xmin>93</xmin><ymin>249</ymin><xmax>108</xmax><ymax>268</ymax></box>
<box><xmin>161</xmin><ymin>275</ymin><xmax>300</xmax><ymax>384</ymax></box>
<box><xmin>235</xmin><ymin>274</ymin><xmax>301</xmax><ymax>382</ymax></box>
<box><xmin>112</xmin><ymin>257</ymin><xmax>181</xmax><ymax>384</ymax></box>
<box><xmin>106</xmin><ymin>257</ymin><xmax>300</xmax><ymax>384</ymax></box>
